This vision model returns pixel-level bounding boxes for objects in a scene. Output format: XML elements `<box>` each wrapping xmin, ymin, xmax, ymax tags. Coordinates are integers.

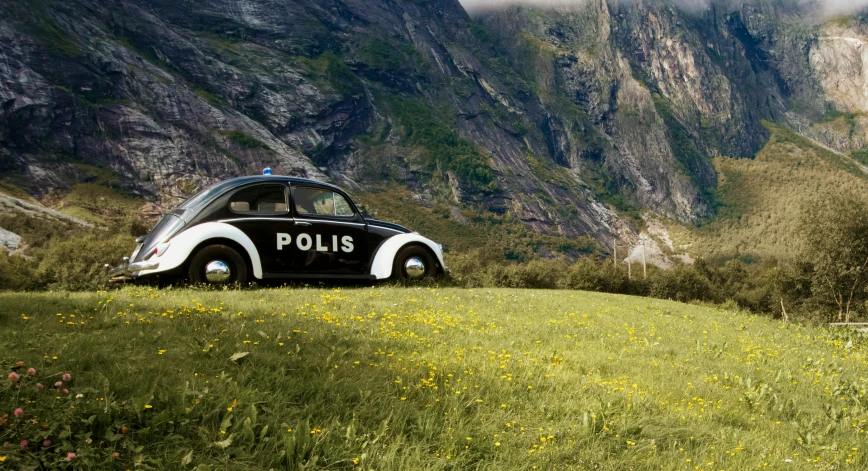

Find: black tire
<box><xmin>392</xmin><ymin>245</ymin><xmax>436</xmax><ymax>281</ymax></box>
<box><xmin>187</xmin><ymin>244</ymin><xmax>248</xmax><ymax>286</ymax></box>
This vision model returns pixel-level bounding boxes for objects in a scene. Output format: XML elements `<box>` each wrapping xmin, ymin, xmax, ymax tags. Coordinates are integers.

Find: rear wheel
<box><xmin>188</xmin><ymin>245</ymin><xmax>248</xmax><ymax>286</ymax></box>
<box><xmin>392</xmin><ymin>246</ymin><xmax>436</xmax><ymax>281</ymax></box>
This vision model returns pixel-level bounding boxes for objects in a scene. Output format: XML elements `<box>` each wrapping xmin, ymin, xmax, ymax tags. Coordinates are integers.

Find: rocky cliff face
<box><xmin>804</xmin><ymin>19</ymin><xmax>868</xmax><ymax>152</ymax></box>
<box><xmin>0</xmin><ymin>0</ymin><xmax>864</xmax><ymax>252</ymax></box>
<box><xmin>811</xmin><ymin>22</ymin><xmax>868</xmax><ymax>112</ymax></box>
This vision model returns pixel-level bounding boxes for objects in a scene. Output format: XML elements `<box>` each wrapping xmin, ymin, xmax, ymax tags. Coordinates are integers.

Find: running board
<box><xmin>262</xmin><ymin>273</ymin><xmax>377</xmax><ymax>281</ymax></box>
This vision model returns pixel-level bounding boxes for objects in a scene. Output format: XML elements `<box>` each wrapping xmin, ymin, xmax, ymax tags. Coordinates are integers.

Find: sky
<box><xmin>457</xmin><ymin>0</ymin><xmax>868</xmax><ymax>17</ymax></box>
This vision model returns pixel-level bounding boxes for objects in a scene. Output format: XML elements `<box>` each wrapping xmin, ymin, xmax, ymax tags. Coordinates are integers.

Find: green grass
<box><xmin>651</xmin><ymin>94</ymin><xmax>715</xmax><ymax>193</ymax></box>
<box><xmin>23</xmin><ymin>5</ymin><xmax>83</xmax><ymax>58</ymax></box>
<box><xmin>194</xmin><ymin>88</ymin><xmax>229</xmax><ymax>107</ymax></box>
<box><xmin>297</xmin><ymin>52</ymin><xmax>363</xmax><ymax>96</ymax></box>
<box><xmin>214</xmin><ymin>130</ymin><xmax>271</xmax><ymax>151</ymax></box>
<box><xmin>382</xmin><ymin>96</ymin><xmax>498</xmax><ymax>192</ymax></box>
<box><xmin>56</xmin><ymin>183</ymin><xmax>142</xmax><ymax>226</ymax></box>
<box><xmin>2</xmin><ymin>287</ymin><xmax>867</xmax><ymax>469</ymax></box>
<box><xmin>356</xmin><ymin>39</ymin><xmax>424</xmax><ymax>71</ymax></box>
<box><xmin>852</xmin><ymin>149</ymin><xmax>868</xmax><ymax>166</ymax></box>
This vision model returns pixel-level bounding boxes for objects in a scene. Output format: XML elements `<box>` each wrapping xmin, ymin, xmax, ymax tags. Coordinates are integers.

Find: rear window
<box><xmin>177</xmin><ymin>182</ymin><xmax>225</xmax><ymax>211</ymax></box>
<box><xmin>229</xmin><ymin>185</ymin><xmax>288</xmax><ymax>214</ymax></box>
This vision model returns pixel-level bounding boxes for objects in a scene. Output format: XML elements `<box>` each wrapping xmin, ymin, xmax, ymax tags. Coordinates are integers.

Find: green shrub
<box><xmin>214</xmin><ymin>130</ymin><xmax>271</xmax><ymax>151</ymax></box>
<box><xmin>37</xmin><ymin>233</ymin><xmax>136</xmax><ymax>291</ymax></box>
<box><xmin>496</xmin><ymin>259</ymin><xmax>565</xmax><ymax>289</ymax></box>
<box><xmin>300</xmin><ymin>52</ymin><xmax>363</xmax><ymax>96</ymax></box>
<box><xmin>799</xmin><ymin>190</ymin><xmax>868</xmax><ymax>322</ymax></box>
<box><xmin>563</xmin><ymin>259</ymin><xmax>630</xmax><ymax>293</ymax></box>
<box><xmin>356</xmin><ymin>39</ymin><xmax>423</xmax><ymax>70</ymax></box>
<box><xmin>0</xmin><ymin>215</ymin><xmax>78</xmax><ymax>252</ymax></box>
<box><xmin>648</xmin><ymin>266</ymin><xmax>719</xmax><ymax>304</ymax></box>
<box><xmin>852</xmin><ymin>149</ymin><xmax>868</xmax><ymax>166</ymax></box>
<box><xmin>651</xmin><ymin>94</ymin><xmax>715</xmax><ymax>193</ymax></box>
<box><xmin>0</xmin><ymin>251</ymin><xmax>40</xmax><ymax>291</ymax></box>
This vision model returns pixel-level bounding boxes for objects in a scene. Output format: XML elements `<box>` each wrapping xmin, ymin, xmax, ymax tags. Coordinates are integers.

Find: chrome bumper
<box><xmin>106</xmin><ymin>258</ymin><xmax>159</xmax><ymax>281</ymax></box>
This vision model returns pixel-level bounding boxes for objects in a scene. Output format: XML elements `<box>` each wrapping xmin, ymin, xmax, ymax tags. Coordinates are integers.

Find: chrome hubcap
<box><xmin>205</xmin><ymin>260</ymin><xmax>231</xmax><ymax>283</ymax></box>
<box><xmin>404</xmin><ymin>257</ymin><xmax>426</xmax><ymax>279</ymax></box>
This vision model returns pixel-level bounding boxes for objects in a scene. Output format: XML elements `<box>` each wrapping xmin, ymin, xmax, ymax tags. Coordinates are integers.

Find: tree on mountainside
<box><xmin>800</xmin><ymin>191</ymin><xmax>868</xmax><ymax>322</ymax></box>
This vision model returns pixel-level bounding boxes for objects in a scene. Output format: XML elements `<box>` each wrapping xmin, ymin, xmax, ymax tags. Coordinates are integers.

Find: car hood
<box><xmin>366</xmin><ymin>219</ymin><xmax>412</xmax><ymax>234</ymax></box>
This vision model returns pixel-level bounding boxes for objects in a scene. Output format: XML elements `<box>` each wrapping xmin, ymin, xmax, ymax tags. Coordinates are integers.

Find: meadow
<box><xmin>667</xmin><ymin>122</ymin><xmax>868</xmax><ymax>262</ymax></box>
<box><xmin>1</xmin><ymin>287</ymin><xmax>867</xmax><ymax>470</ymax></box>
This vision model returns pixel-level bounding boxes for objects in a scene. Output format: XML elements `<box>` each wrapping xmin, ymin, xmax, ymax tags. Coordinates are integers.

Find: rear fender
<box><xmin>138</xmin><ymin>222</ymin><xmax>263</xmax><ymax>279</ymax></box>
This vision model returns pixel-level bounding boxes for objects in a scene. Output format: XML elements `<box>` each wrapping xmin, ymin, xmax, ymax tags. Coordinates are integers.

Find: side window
<box><xmin>229</xmin><ymin>185</ymin><xmax>287</xmax><ymax>214</ymax></box>
<box><xmin>294</xmin><ymin>187</ymin><xmax>356</xmax><ymax>217</ymax></box>
<box><xmin>334</xmin><ymin>193</ymin><xmax>354</xmax><ymax>216</ymax></box>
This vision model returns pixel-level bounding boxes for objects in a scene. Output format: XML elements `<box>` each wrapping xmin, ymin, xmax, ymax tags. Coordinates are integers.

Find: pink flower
<box><xmin>8</xmin><ymin>372</ymin><xmax>19</xmax><ymax>382</ymax></box>
<box><xmin>13</xmin><ymin>408</ymin><xmax>23</xmax><ymax>418</ymax></box>
<box><xmin>36</xmin><ymin>383</ymin><xmax>43</xmax><ymax>389</ymax></box>
<box><xmin>27</xmin><ymin>368</ymin><xmax>36</xmax><ymax>376</ymax></box>
<box><xmin>67</xmin><ymin>452</ymin><xmax>76</xmax><ymax>459</ymax></box>
<box><xmin>42</xmin><ymin>440</ymin><xmax>51</xmax><ymax>447</ymax></box>
<box><xmin>54</xmin><ymin>381</ymin><xmax>62</xmax><ymax>387</ymax></box>
<box><xmin>62</xmin><ymin>389</ymin><xmax>69</xmax><ymax>395</ymax></box>
<box><xmin>112</xmin><ymin>451</ymin><xmax>120</xmax><ymax>459</ymax></box>
<box><xmin>20</xmin><ymin>440</ymin><xmax>28</xmax><ymax>448</ymax></box>
<box><xmin>62</xmin><ymin>373</ymin><xmax>71</xmax><ymax>382</ymax></box>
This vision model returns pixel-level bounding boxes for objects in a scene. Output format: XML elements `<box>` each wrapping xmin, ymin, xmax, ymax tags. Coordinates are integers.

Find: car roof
<box><xmin>173</xmin><ymin>175</ymin><xmax>350</xmax><ymax>218</ymax></box>
<box><xmin>216</xmin><ymin>175</ymin><xmax>346</xmax><ymax>192</ymax></box>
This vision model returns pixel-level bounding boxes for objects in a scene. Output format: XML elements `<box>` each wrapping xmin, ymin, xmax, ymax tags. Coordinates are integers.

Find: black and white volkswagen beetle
<box><xmin>107</xmin><ymin>173</ymin><xmax>446</xmax><ymax>285</ymax></box>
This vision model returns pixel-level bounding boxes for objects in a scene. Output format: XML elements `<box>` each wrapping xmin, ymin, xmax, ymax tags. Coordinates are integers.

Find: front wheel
<box><xmin>188</xmin><ymin>245</ymin><xmax>248</xmax><ymax>286</ymax></box>
<box><xmin>392</xmin><ymin>246</ymin><xmax>436</xmax><ymax>281</ymax></box>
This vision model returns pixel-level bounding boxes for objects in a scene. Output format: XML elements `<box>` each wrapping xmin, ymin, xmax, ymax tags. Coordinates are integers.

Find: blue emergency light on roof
<box><xmin>263</xmin><ymin>167</ymin><xmax>273</xmax><ymax>175</ymax></box>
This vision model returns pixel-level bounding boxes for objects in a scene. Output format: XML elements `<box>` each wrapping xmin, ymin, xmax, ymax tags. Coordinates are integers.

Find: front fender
<box><xmin>370</xmin><ymin>234</ymin><xmax>445</xmax><ymax>280</ymax></box>
<box><xmin>138</xmin><ymin>222</ymin><xmax>263</xmax><ymax>279</ymax></box>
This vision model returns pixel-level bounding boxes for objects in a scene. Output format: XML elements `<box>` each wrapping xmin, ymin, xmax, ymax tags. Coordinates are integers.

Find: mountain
<box><xmin>1</xmin><ymin>0</ymin><xmax>866</xmax><ymax>256</ymax></box>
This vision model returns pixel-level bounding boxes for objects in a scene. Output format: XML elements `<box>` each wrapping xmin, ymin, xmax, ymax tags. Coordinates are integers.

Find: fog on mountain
<box><xmin>459</xmin><ymin>0</ymin><xmax>868</xmax><ymax>16</ymax></box>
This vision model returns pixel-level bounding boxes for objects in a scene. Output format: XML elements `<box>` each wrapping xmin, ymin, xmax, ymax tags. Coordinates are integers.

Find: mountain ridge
<box><xmin>1</xmin><ymin>0</ymin><xmax>866</xmax><ymax>256</ymax></box>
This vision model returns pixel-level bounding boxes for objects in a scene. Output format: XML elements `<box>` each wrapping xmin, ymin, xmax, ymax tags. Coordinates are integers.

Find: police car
<box><xmin>107</xmin><ymin>172</ymin><xmax>446</xmax><ymax>285</ymax></box>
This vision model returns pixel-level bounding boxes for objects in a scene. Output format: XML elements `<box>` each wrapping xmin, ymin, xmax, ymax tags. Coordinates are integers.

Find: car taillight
<box><xmin>152</xmin><ymin>243</ymin><xmax>170</xmax><ymax>258</ymax></box>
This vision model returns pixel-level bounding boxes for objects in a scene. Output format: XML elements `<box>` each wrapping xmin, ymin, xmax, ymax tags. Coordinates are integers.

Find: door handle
<box><xmin>295</xmin><ymin>221</ymin><xmax>312</xmax><ymax>227</ymax></box>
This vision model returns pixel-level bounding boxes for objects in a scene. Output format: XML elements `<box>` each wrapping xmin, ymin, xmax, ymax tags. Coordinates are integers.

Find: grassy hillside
<box><xmin>2</xmin><ymin>287</ymin><xmax>867</xmax><ymax>469</ymax></box>
<box><xmin>356</xmin><ymin>188</ymin><xmax>598</xmax><ymax>261</ymax></box>
<box><xmin>668</xmin><ymin>122</ymin><xmax>868</xmax><ymax>262</ymax></box>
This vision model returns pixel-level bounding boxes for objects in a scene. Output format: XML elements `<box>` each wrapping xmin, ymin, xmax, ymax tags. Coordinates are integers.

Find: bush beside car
<box><xmin>0</xmin><ymin>232</ymin><xmax>858</xmax><ymax>325</ymax></box>
<box><xmin>1</xmin><ymin>230</ymin><xmax>134</xmax><ymax>291</ymax></box>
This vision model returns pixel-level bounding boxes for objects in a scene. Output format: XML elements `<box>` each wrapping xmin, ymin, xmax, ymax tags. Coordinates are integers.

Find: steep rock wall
<box><xmin>0</xmin><ymin>0</ymin><xmax>864</xmax><ymax>252</ymax></box>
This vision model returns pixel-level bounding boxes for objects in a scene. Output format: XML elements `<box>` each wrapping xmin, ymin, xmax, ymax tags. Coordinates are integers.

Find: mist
<box><xmin>822</xmin><ymin>0</ymin><xmax>868</xmax><ymax>16</ymax></box>
<box><xmin>458</xmin><ymin>0</ymin><xmax>868</xmax><ymax>17</ymax></box>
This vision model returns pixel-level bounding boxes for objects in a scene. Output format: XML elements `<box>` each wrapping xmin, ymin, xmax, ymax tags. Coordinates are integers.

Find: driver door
<box><xmin>289</xmin><ymin>185</ymin><xmax>368</xmax><ymax>275</ymax></box>
<box><xmin>221</xmin><ymin>183</ymin><xmax>295</xmax><ymax>274</ymax></box>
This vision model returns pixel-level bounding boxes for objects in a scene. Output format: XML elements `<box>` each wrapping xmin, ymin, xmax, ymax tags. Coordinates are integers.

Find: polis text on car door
<box><xmin>276</xmin><ymin>233</ymin><xmax>354</xmax><ymax>253</ymax></box>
